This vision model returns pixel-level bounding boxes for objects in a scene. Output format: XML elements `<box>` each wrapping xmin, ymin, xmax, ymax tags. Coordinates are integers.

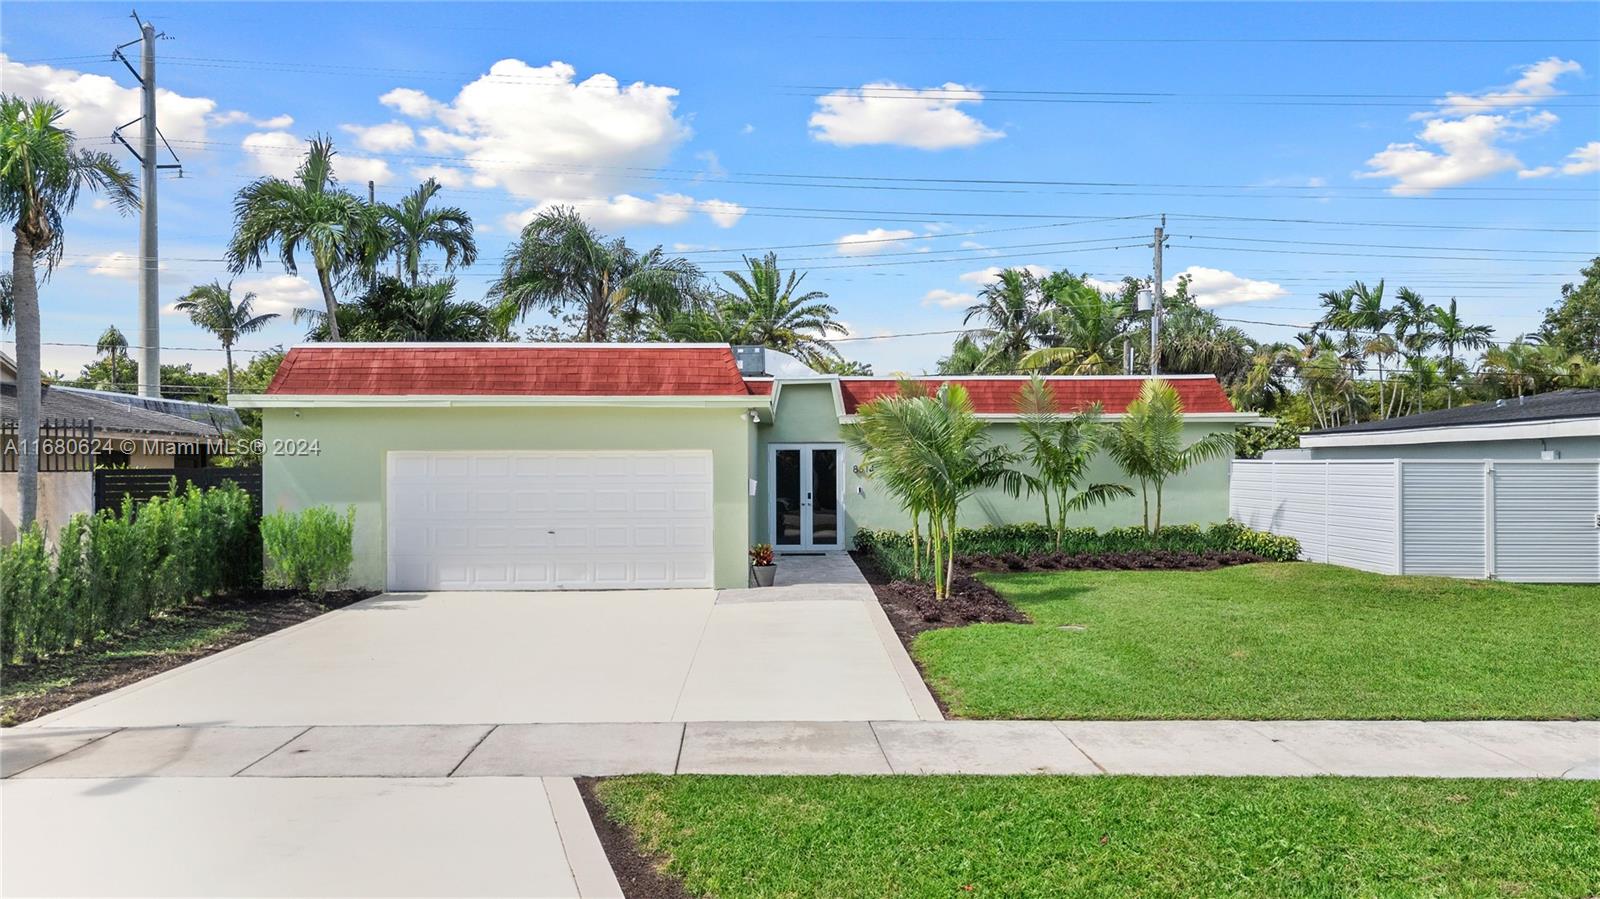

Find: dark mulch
<box><xmin>851</xmin><ymin>550</ymin><xmax>1030</xmax><ymax>641</ymax></box>
<box><xmin>1</xmin><ymin>588</ymin><xmax>375</xmax><ymax>726</ymax></box>
<box><xmin>962</xmin><ymin>549</ymin><xmax>1269</xmax><ymax>573</ymax></box>
<box><xmin>577</xmin><ymin>777</ymin><xmax>693</xmax><ymax>899</ymax></box>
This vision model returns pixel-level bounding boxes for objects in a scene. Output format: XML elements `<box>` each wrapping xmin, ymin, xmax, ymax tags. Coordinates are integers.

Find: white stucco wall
<box><xmin>1</xmin><ymin>471</ymin><xmax>95</xmax><ymax>546</ymax></box>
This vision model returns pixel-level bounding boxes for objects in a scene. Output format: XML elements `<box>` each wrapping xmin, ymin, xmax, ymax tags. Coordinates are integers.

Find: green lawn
<box><xmin>913</xmin><ymin>563</ymin><xmax>1600</xmax><ymax>720</ymax></box>
<box><xmin>596</xmin><ymin>775</ymin><xmax>1600</xmax><ymax>899</ymax></box>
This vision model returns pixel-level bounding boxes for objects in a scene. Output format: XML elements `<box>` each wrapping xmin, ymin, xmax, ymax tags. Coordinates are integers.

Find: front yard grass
<box><xmin>913</xmin><ymin>563</ymin><xmax>1600</xmax><ymax>720</ymax></box>
<box><xmin>595</xmin><ymin>775</ymin><xmax>1600</xmax><ymax>899</ymax></box>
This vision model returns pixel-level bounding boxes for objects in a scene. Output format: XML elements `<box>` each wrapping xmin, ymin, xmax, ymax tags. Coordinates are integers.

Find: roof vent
<box><xmin>732</xmin><ymin>345</ymin><xmax>767</xmax><ymax>377</ymax></box>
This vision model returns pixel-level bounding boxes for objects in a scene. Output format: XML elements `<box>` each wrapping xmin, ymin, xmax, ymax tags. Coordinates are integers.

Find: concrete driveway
<box><xmin>31</xmin><ymin>584</ymin><xmax>932</xmax><ymax>729</ymax></box>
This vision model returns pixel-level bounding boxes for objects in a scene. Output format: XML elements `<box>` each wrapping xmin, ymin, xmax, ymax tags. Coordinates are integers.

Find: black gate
<box><xmin>94</xmin><ymin>466</ymin><xmax>263</xmax><ymax>515</ymax></box>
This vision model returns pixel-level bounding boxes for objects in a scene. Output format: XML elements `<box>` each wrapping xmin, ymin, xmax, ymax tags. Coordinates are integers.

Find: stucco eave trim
<box><xmin>837</xmin><ymin>411</ymin><xmax>1270</xmax><ymax>425</ymax></box>
<box><xmin>230</xmin><ymin>394</ymin><xmax>773</xmax><ymax>410</ymax></box>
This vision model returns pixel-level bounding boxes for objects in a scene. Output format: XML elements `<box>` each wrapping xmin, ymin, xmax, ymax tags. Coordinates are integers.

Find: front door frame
<box><xmin>767</xmin><ymin>443</ymin><xmax>845</xmax><ymax>551</ymax></box>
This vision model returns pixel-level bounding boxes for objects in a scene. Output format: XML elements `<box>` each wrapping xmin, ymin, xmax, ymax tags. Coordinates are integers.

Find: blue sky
<box><xmin>3</xmin><ymin>1</ymin><xmax>1597</xmax><ymax>382</ymax></box>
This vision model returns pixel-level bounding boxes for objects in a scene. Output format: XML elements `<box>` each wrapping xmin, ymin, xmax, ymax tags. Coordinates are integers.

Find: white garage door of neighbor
<box><xmin>386</xmin><ymin>450</ymin><xmax>715</xmax><ymax>591</ymax></box>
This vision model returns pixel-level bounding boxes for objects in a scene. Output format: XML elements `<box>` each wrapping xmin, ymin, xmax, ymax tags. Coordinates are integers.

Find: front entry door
<box><xmin>770</xmin><ymin>445</ymin><xmax>842</xmax><ymax>550</ymax></box>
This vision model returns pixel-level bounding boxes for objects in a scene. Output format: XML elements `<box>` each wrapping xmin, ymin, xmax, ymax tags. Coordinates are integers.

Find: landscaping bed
<box><xmin>592</xmin><ymin>774</ymin><xmax>1600</xmax><ymax>899</ymax></box>
<box><xmin>0</xmin><ymin>588</ymin><xmax>372</xmax><ymax>726</ymax></box>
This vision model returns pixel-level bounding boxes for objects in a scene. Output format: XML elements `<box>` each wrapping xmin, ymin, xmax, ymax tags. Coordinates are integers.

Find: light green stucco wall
<box><xmin>753</xmin><ymin>382</ymin><xmax>1235</xmax><ymax>545</ymax></box>
<box><xmin>261</xmin><ymin>405</ymin><xmax>754</xmax><ymax>589</ymax></box>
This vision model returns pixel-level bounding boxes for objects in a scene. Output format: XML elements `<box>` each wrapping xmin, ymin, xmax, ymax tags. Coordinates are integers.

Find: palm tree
<box><xmin>226</xmin><ymin>135</ymin><xmax>373</xmax><ymax>342</ymax></box>
<box><xmin>1390</xmin><ymin>287</ymin><xmax>1439</xmax><ymax>358</ymax></box>
<box><xmin>380</xmin><ymin>177</ymin><xmax>476</xmax><ymax>285</ymax></box>
<box><xmin>1020</xmin><ymin>276</ymin><xmax>1129</xmax><ymax>374</ymax></box>
<box><xmin>719</xmin><ymin>252</ymin><xmax>846</xmax><ymax>367</ymax></box>
<box><xmin>490</xmin><ymin>205</ymin><xmax>699</xmax><ymax>342</ymax></box>
<box><xmin>936</xmin><ymin>335</ymin><xmax>985</xmax><ymax>374</ymax></box>
<box><xmin>95</xmin><ymin>325</ymin><xmax>128</xmax><ymax>391</ymax></box>
<box><xmin>1231</xmin><ymin>341</ymin><xmax>1297</xmax><ymax>413</ymax></box>
<box><xmin>296</xmin><ymin>275</ymin><xmax>497</xmax><ymax>343</ymax></box>
<box><xmin>1015</xmin><ymin>376</ymin><xmax>1133</xmax><ymax>548</ymax></box>
<box><xmin>1</xmin><ymin>95</ymin><xmax>138</xmax><ymax>529</ymax></box>
<box><xmin>1431</xmin><ymin>298</ymin><xmax>1494</xmax><ymax>408</ymax></box>
<box><xmin>1480</xmin><ymin>337</ymin><xmax>1549</xmax><ymax>398</ymax></box>
<box><xmin>1104</xmin><ymin>378</ymin><xmax>1235</xmax><ymax>533</ymax></box>
<box><xmin>173</xmin><ymin>280</ymin><xmax>279</xmax><ymax>395</ymax></box>
<box><xmin>963</xmin><ymin>268</ymin><xmax>1042</xmax><ymax>372</ymax></box>
<box><xmin>1330</xmin><ymin>281</ymin><xmax>1396</xmax><ymax>416</ymax></box>
<box><xmin>845</xmin><ymin>381</ymin><xmax>1019</xmax><ymax>598</ymax></box>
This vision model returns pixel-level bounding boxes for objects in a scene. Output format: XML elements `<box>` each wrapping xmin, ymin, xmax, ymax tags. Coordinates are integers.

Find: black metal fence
<box><xmin>94</xmin><ymin>466</ymin><xmax>263</xmax><ymax>515</ymax></box>
<box><xmin>1</xmin><ymin>418</ymin><xmax>96</xmax><ymax>472</ymax></box>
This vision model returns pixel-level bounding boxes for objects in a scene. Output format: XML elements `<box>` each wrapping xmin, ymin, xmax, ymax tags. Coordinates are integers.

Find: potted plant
<box><xmin>749</xmin><ymin>543</ymin><xmax>777</xmax><ymax>587</ymax></box>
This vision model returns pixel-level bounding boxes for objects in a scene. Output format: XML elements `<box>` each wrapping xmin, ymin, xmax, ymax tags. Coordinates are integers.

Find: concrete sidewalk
<box><xmin>8</xmin><ymin>719</ymin><xmax>1595</xmax><ymax>780</ymax></box>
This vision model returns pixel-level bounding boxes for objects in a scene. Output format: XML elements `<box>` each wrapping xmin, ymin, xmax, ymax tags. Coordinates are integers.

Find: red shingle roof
<box><xmin>266</xmin><ymin>345</ymin><xmax>755</xmax><ymax>396</ymax></box>
<box><xmin>836</xmin><ymin>377</ymin><xmax>1236</xmax><ymax>414</ymax></box>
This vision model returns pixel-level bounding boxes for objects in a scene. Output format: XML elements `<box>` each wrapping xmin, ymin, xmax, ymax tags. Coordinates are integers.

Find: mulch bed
<box><xmin>577</xmin><ymin>777</ymin><xmax>693</xmax><ymax>899</ymax></box>
<box><xmin>0</xmin><ymin>588</ymin><xmax>375</xmax><ymax>726</ymax></box>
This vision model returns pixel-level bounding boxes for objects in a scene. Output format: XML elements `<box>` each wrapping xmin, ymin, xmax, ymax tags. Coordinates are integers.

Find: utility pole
<box><xmin>1150</xmin><ymin>214</ymin><xmax>1166</xmax><ymax>376</ymax></box>
<box><xmin>112</xmin><ymin>11</ymin><xmax>181</xmax><ymax>398</ymax></box>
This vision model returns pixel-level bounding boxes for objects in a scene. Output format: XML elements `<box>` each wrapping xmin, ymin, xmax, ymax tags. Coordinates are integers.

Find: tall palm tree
<box><xmin>1231</xmin><ymin>341</ymin><xmax>1297</xmax><ymax>413</ymax></box>
<box><xmin>1015</xmin><ymin>376</ymin><xmax>1133</xmax><ymax>548</ymax></box>
<box><xmin>1331</xmin><ymin>280</ymin><xmax>1396</xmax><ymax>415</ymax></box>
<box><xmin>380</xmin><ymin>177</ymin><xmax>476</xmax><ymax>285</ymax></box>
<box><xmin>95</xmin><ymin>325</ymin><xmax>128</xmax><ymax>391</ymax></box>
<box><xmin>1431</xmin><ymin>298</ymin><xmax>1494</xmax><ymax>408</ymax></box>
<box><xmin>1104</xmin><ymin>378</ymin><xmax>1235</xmax><ymax>533</ymax></box>
<box><xmin>963</xmin><ymin>267</ymin><xmax>1042</xmax><ymax>372</ymax></box>
<box><xmin>226</xmin><ymin>135</ymin><xmax>373</xmax><ymax>341</ymax></box>
<box><xmin>490</xmin><ymin>205</ymin><xmax>699</xmax><ymax>342</ymax></box>
<box><xmin>1020</xmin><ymin>276</ymin><xmax>1129</xmax><ymax>374</ymax></box>
<box><xmin>720</xmin><ymin>252</ymin><xmax>846</xmax><ymax>367</ymax></box>
<box><xmin>1390</xmin><ymin>287</ymin><xmax>1439</xmax><ymax>358</ymax></box>
<box><xmin>173</xmin><ymin>280</ymin><xmax>279</xmax><ymax>395</ymax></box>
<box><xmin>1</xmin><ymin>95</ymin><xmax>137</xmax><ymax>528</ymax></box>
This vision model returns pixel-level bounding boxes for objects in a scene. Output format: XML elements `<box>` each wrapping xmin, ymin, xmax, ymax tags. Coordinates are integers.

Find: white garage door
<box><xmin>386</xmin><ymin>450</ymin><xmax>714</xmax><ymax>591</ymax></box>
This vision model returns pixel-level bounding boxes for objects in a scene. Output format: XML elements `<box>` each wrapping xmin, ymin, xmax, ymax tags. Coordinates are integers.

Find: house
<box><xmin>1233</xmin><ymin>389</ymin><xmax>1600</xmax><ymax>583</ymax></box>
<box><xmin>233</xmin><ymin>343</ymin><xmax>1266</xmax><ymax>591</ymax></box>
<box><xmin>1267</xmin><ymin>388</ymin><xmax>1600</xmax><ymax>461</ymax></box>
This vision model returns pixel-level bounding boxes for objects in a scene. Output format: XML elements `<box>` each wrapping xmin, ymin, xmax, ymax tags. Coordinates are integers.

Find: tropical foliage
<box><xmin>1013</xmin><ymin>376</ymin><xmax>1133</xmax><ymax>548</ymax></box>
<box><xmin>174</xmin><ymin>280</ymin><xmax>279</xmax><ymax>394</ymax></box>
<box><xmin>1103</xmin><ymin>379</ymin><xmax>1235</xmax><ymax>533</ymax></box>
<box><xmin>844</xmin><ymin>381</ymin><xmax>1021</xmax><ymax>600</ymax></box>
<box><xmin>297</xmin><ymin>275</ymin><xmax>500</xmax><ymax>342</ymax></box>
<box><xmin>1</xmin><ymin>94</ymin><xmax>137</xmax><ymax>530</ymax></box>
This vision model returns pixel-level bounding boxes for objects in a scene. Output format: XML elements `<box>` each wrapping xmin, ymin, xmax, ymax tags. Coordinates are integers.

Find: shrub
<box><xmin>0</xmin><ymin>482</ymin><xmax>261</xmax><ymax>664</ymax></box>
<box><xmin>854</xmin><ymin>520</ymin><xmax>1301</xmax><ymax>581</ymax></box>
<box><xmin>260</xmin><ymin>505</ymin><xmax>355</xmax><ymax>595</ymax></box>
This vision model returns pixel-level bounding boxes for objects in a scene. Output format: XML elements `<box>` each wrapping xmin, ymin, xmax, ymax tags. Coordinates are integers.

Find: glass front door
<box><xmin>770</xmin><ymin>445</ymin><xmax>842</xmax><ymax>550</ymax></box>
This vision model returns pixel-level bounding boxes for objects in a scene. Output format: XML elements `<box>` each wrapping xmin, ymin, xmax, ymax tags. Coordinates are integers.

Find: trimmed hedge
<box><xmin>855</xmin><ymin>521</ymin><xmax>1301</xmax><ymax>582</ymax></box>
<box><xmin>0</xmin><ymin>483</ymin><xmax>260</xmax><ymax>664</ymax></box>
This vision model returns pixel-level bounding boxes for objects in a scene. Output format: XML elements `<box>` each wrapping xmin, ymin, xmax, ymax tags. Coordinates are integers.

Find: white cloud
<box><xmin>0</xmin><ymin>53</ymin><xmax>216</xmax><ymax>147</ymax></box>
<box><xmin>241</xmin><ymin>130</ymin><xmax>395</xmax><ymax>185</ymax></box>
<box><xmin>1085</xmin><ymin>277</ymin><xmax>1127</xmax><ymax>295</ymax></box>
<box><xmin>957</xmin><ymin>264</ymin><xmax>1051</xmax><ymax>287</ymax></box>
<box><xmin>232</xmin><ymin>274</ymin><xmax>323</xmax><ymax>317</ymax></box>
<box><xmin>85</xmin><ymin>251</ymin><xmax>166</xmax><ymax>280</ymax></box>
<box><xmin>409</xmin><ymin>164</ymin><xmax>468</xmax><ymax>188</ymax></box>
<box><xmin>741</xmin><ymin>123</ymin><xmax>755</xmax><ymax>135</ymax></box>
<box><xmin>698</xmin><ymin>199</ymin><xmax>747</xmax><ymax>228</ymax></box>
<box><xmin>1359</xmin><ymin>111</ymin><xmax>1556</xmax><ymax>195</ymax></box>
<box><xmin>1437</xmin><ymin>57</ymin><xmax>1583</xmax><ymax>115</ymax></box>
<box><xmin>377</xmin><ymin>59</ymin><xmax>689</xmax><ymax>200</ymax></box>
<box><xmin>835</xmin><ymin>227</ymin><xmax>918</xmax><ymax>256</ymax></box>
<box><xmin>921</xmin><ymin>288</ymin><xmax>977</xmax><ymax>309</ymax></box>
<box><xmin>809</xmin><ymin>82</ymin><xmax>1004</xmax><ymax>150</ymax></box>
<box><xmin>341</xmin><ymin>120</ymin><xmax>415</xmax><ymax>152</ymax></box>
<box><xmin>1561</xmin><ymin>141</ymin><xmax>1600</xmax><ymax>175</ymax></box>
<box><xmin>211</xmin><ymin>110</ymin><xmax>294</xmax><ymax>129</ymax></box>
<box><xmin>1361</xmin><ymin>58</ymin><xmax>1583</xmax><ymax>195</ymax></box>
<box><xmin>1164</xmin><ymin>266</ymin><xmax>1286</xmax><ymax>307</ymax></box>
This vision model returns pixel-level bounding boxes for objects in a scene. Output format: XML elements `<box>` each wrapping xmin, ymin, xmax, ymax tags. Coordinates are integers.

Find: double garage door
<box><xmin>386</xmin><ymin>450</ymin><xmax>714</xmax><ymax>591</ymax></box>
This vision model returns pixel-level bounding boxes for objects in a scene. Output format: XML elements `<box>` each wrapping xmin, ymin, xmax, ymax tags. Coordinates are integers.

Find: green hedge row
<box><xmin>854</xmin><ymin>521</ymin><xmax>1302</xmax><ymax>581</ymax></box>
<box><xmin>0</xmin><ymin>483</ymin><xmax>260</xmax><ymax>664</ymax></box>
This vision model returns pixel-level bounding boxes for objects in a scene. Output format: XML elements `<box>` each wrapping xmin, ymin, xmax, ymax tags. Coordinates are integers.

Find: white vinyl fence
<box><xmin>1230</xmin><ymin>459</ymin><xmax>1600</xmax><ymax>583</ymax></box>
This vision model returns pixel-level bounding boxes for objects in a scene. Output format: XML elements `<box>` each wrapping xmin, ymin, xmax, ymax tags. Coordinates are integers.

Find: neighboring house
<box><xmin>1267</xmin><ymin>389</ymin><xmax>1600</xmax><ymax>461</ymax></box>
<box><xmin>2</xmin><ymin>350</ymin><xmax>241</xmax><ymax>543</ymax></box>
<box><xmin>238</xmin><ymin>343</ymin><xmax>1264</xmax><ymax>592</ymax></box>
<box><xmin>1234</xmin><ymin>389</ymin><xmax>1600</xmax><ymax>583</ymax></box>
